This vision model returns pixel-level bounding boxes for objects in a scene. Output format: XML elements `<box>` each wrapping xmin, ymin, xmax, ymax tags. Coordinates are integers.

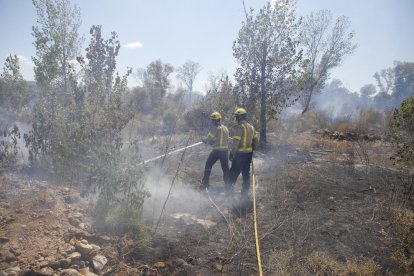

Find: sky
<box><xmin>0</xmin><ymin>0</ymin><xmax>413</xmax><ymax>93</ymax></box>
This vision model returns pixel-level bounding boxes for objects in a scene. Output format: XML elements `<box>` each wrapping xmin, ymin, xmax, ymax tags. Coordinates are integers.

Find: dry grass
<box><xmin>269</xmin><ymin>249</ymin><xmax>381</xmax><ymax>276</ymax></box>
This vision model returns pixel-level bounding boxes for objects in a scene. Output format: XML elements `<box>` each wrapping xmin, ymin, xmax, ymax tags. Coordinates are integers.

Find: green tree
<box><xmin>32</xmin><ymin>0</ymin><xmax>82</xmax><ymax>99</ymax></box>
<box><xmin>374</xmin><ymin>67</ymin><xmax>394</xmax><ymax>95</ymax></box>
<box><xmin>1</xmin><ymin>54</ymin><xmax>28</xmax><ymax>111</ymax></box>
<box><xmin>177</xmin><ymin>60</ymin><xmax>201</xmax><ymax>105</ymax></box>
<box><xmin>300</xmin><ymin>10</ymin><xmax>357</xmax><ymax>114</ymax></box>
<box><xmin>394</xmin><ymin>61</ymin><xmax>414</xmax><ymax>105</ymax></box>
<box><xmin>233</xmin><ymin>0</ymin><xmax>302</xmax><ymax>145</ymax></box>
<box><xmin>136</xmin><ymin>59</ymin><xmax>174</xmax><ymax>108</ymax></box>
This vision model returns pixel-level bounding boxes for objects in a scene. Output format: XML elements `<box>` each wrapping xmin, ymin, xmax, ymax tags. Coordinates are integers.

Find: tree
<box><xmin>300</xmin><ymin>10</ymin><xmax>357</xmax><ymax>114</ymax></box>
<box><xmin>1</xmin><ymin>54</ymin><xmax>28</xmax><ymax>111</ymax></box>
<box><xmin>233</xmin><ymin>0</ymin><xmax>302</xmax><ymax>145</ymax></box>
<box><xmin>393</xmin><ymin>61</ymin><xmax>414</xmax><ymax>105</ymax></box>
<box><xmin>177</xmin><ymin>60</ymin><xmax>201</xmax><ymax>104</ymax></box>
<box><xmin>32</xmin><ymin>0</ymin><xmax>82</xmax><ymax>100</ymax></box>
<box><xmin>373</xmin><ymin>67</ymin><xmax>394</xmax><ymax>95</ymax></box>
<box><xmin>136</xmin><ymin>59</ymin><xmax>174</xmax><ymax>107</ymax></box>
<box><xmin>360</xmin><ymin>84</ymin><xmax>376</xmax><ymax>98</ymax></box>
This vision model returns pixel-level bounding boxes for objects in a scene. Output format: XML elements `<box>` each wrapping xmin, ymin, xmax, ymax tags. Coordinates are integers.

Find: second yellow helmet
<box><xmin>210</xmin><ymin>111</ymin><xmax>222</xmax><ymax>120</ymax></box>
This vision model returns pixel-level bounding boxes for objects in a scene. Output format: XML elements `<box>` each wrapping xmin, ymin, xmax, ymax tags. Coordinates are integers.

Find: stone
<box><xmin>0</xmin><ymin>249</ymin><xmax>17</xmax><ymax>263</ymax></box>
<box><xmin>0</xmin><ymin>237</ymin><xmax>9</xmax><ymax>244</ymax></box>
<box><xmin>75</xmin><ymin>241</ymin><xmax>93</xmax><ymax>256</ymax></box>
<box><xmin>153</xmin><ymin>261</ymin><xmax>166</xmax><ymax>269</ymax></box>
<box><xmin>92</xmin><ymin>255</ymin><xmax>108</xmax><ymax>273</ymax></box>
<box><xmin>2</xmin><ymin>267</ymin><xmax>20</xmax><ymax>276</ymax></box>
<box><xmin>59</xmin><ymin>258</ymin><xmax>72</xmax><ymax>269</ymax></box>
<box><xmin>68</xmin><ymin>217</ymin><xmax>81</xmax><ymax>227</ymax></box>
<box><xmin>39</xmin><ymin>267</ymin><xmax>55</xmax><ymax>276</ymax></box>
<box><xmin>60</xmin><ymin>268</ymin><xmax>80</xmax><ymax>276</ymax></box>
<box><xmin>79</xmin><ymin>267</ymin><xmax>98</xmax><ymax>276</ymax></box>
<box><xmin>67</xmin><ymin>252</ymin><xmax>81</xmax><ymax>262</ymax></box>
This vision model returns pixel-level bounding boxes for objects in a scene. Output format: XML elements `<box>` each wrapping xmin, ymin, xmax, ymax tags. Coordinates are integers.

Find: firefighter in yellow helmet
<box><xmin>228</xmin><ymin>108</ymin><xmax>259</xmax><ymax>209</ymax></box>
<box><xmin>200</xmin><ymin>112</ymin><xmax>230</xmax><ymax>190</ymax></box>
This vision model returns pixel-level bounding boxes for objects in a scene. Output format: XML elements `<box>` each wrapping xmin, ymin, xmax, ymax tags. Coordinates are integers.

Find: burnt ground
<box><xmin>0</xmin><ymin>128</ymin><xmax>413</xmax><ymax>275</ymax></box>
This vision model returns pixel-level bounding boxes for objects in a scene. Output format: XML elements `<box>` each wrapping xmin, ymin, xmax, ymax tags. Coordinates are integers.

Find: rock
<box><xmin>153</xmin><ymin>261</ymin><xmax>166</xmax><ymax>269</ymax></box>
<box><xmin>64</xmin><ymin>245</ymin><xmax>76</xmax><ymax>255</ymax></box>
<box><xmin>59</xmin><ymin>258</ymin><xmax>72</xmax><ymax>268</ymax></box>
<box><xmin>60</xmin><ymin>268</ymin><xmax>80</xmax><ymax>276</ymax></box>
<box><xmin>47</xmin><ymin>260</ymin><xmax>60</xmax><ymax>269</ymax></box>
<box><xmin>0</xmin><ymin>249</ymin><xmax>17</xmax><ymax>263</ymax></box>
<box><xmin>8</xmin><ymin>248</ymin><xmax>20</xmax><ymax>257</ymax></box>
<box><xmin>0</xmin><ymin>237</ymin><xmax>9</xmax><ymax>244</ymax></box>
<box><xmin>92</xmin><ymin>255</ymin><xmax>107</xmax><ymax>273</ymax></box>
<box><xmin>75</xmin><ymin>241</ymin><xmax>93</xmax><ymax>256</ymax></box>
<box><xmin>214</xmin><ymin>263</ymin><xmax>223</xmax><ymax>271</ymax></box>
<box><xmin>67</xmin><ymin>252</ymin><xmax>81</xmax><ymax>262</ymax></box>
<box><xmin>39</xmin><ymin>267</ymin><xmax>55</xmax><ymax>276</ymax></box>
<box><xmin>79</xmin><ymin>267</ymin><xmax>98</xmax><ymax>276</ymax></box>
<box><xmin>68</xmin><ymin>217</ymin><xmax>81</xmax><ymax>228</ymax></box>
<box><xmin>1</xmin><ymin>267</ymin><xmax>20</xmax><ymax>276</ymax></box>
<box><xmin>90</xmin><ymin>244</ymin><xmax>101</xmax><ymax>252</ymax></box>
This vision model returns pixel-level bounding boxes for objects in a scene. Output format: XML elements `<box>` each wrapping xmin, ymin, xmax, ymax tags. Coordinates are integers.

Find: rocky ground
<box><xmin>0</xmin><ymin>129</ymin><xmax>413</xmax><ymax>275</ymax></box>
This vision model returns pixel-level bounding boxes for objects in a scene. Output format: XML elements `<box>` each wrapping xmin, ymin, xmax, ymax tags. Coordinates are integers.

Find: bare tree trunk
<box><xmin>302</xmin><ymin>88</ymin><xmax>313</xmax><ymax>114</ymax></box>
<box><xmin>259</xmin><ymin>43</ymin><xmax>267</xmax><ymax>146</ymax></box>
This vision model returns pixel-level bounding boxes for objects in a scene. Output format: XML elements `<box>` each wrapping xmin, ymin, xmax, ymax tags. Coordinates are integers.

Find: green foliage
<box><xmin>90</xmin><ymin>142</ymin><xmax>150</xmax><ymax>238</ymax></box>
<box><xmin>32</xmin><ymin>0</ymin><xmax>82</xmax><ymax>96</ymax></box>
<box><xmin>1</xmin><ymin>55</ymin><xmax>29</xmax><ymax>111</ymax></box>
<box><xmin>389</xmin><ymin>95</ymin><xmax>414</xmax><ymax>165</ymax></box>
<box><xmin>0</xmin><ymin>123</ymin><xmax>20</xmax><ymax>167</ymax></box>
<box><xmin>300</xmin><ymin>10</ymin><xmax>357</xmax><ymax>114</ymax></box>
<box><xmin>394</xmin><ymin>62</ymin><xmax>414</xmax><ymax>105</ymax></box>
<box><xmin>233</xmin><ymin>0</ymin><xmax>303</xmax><ymax>145</ymax></box>
<box><xmin>400</xmin><ymin>96</ymin><xmax>414</xmax><ymax>121</ymax></box>
<box><xmin>184</xmin><ymin>74</ymin><xmax>237</xmax><ymax>133</ymax></box>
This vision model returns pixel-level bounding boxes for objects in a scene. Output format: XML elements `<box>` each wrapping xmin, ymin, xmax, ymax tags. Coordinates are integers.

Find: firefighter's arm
<box><xmin>230</xmin><ymin>125</ymin><xmax>242</xmax><ymax>157</ymax></box>
<box><xmin>202</xmin><ymin>132</ymin><xmax>214</xmax><ymax>145</ymax></box>
<box><xmin>252</xmin><ymin>129</ymin><xmax>259</xmax><ymax>151</ymax></box>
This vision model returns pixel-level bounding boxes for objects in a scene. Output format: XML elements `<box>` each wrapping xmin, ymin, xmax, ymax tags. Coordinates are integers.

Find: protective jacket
<box><xmin>231</xmin><ymin>120</ymin><xmax>258</xmax><ymax>153</ymax></box>
<box><xmin>205</xmin><ymin>124</ymin><xmax>229</xmax><ymax>151</ymax></box>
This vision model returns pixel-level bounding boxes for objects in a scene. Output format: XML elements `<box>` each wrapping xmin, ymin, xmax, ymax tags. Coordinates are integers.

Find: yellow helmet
<box><xmin>234</xmin><ymin>107</ymin><xmax>247</xmax><ymax>115</ymax></box>
<box><xmin>210</xmin><ymin>111</ymin><xmax>222</xmax><ymax>120</ymax></box>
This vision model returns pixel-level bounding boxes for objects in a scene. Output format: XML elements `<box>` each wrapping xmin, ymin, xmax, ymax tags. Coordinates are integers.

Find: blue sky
<box><xmin>0</xmin><ymin>0</ymin><xmax>413</xmax><ymax>93</ymax></box>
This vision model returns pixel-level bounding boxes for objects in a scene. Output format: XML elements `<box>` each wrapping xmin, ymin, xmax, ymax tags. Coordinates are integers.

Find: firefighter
<box><xmin>228</xmin><ymin>107</ymin><xmax>258</xmax><ymax>208</ymax></box>
<box><xmin>200</xmin><ymin>112</ymin><xmax>230</xmax><ymax>190</ymax></box>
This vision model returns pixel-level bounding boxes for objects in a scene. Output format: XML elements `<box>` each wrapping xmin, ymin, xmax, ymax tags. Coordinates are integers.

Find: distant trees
<box><xmin>0</xmin><ymin>54</ymin><xmax>29</xmax><ymax>111</ymax></box>
<box><xmin>394</xmin><ymin>62</ymin><xmax>414</xmax><ymax>105</ymax></box>
<box><xmin>177</xmin><ymin>60</ymin><xmax>201</xmax><ymax>104</ymax></box>
<box><xmin>233</xmin><ymin>0</ymin><xmax>302</xmax><ymax>145</ymax></box>
<box><xmin>136</xmin><ymin>59</ymin><xmax>174</xmax><ymax>108</ymax></box>
<box><xmin>374</xmin><ymin>67</ymin><xmax>394</xmax><ymax>95</ymax></box>
<box><xmin>371</xmin><ymin>62</ymin><xmax>414</xmax><ymax>110</ymax></box>
<box><xmin>300</xmin><ymin>10</ymin><xmax>357</xmax><ymax>114</ymax></box>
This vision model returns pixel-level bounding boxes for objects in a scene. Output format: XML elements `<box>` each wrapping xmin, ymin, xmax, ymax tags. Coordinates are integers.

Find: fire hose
<box><xmin>142</xmin><ymin>141</ymin><xmax>263</xmax><ymax>275</ymax></box>
<box><xmin>142</xmin><ymin>141</ymin><xmax>203</xmax><ymax>164</ymax></box>
<box><xmin>252</xmin><ymin>159</ymin><xmax>263</xmax><ymax>276</ymax></box>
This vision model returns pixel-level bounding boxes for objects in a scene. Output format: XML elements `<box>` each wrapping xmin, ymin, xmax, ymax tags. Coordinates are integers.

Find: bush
<box><xmin>0</xmin><ymin>122</ymin><xmax>20</xmax><ymax>169</ymax></box>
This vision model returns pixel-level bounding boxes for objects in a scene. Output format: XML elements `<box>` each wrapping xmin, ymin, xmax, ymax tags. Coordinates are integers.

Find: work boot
<box><xmin>197</xmin><ymin>180</ymin><xmax>210</xmax><ymax>191</ymax></box>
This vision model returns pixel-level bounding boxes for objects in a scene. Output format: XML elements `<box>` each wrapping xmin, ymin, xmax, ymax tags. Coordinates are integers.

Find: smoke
<box><xmin>142</xmin><ymin>167</ymin><xmax>208</xmax><ymax>219</ymax></box>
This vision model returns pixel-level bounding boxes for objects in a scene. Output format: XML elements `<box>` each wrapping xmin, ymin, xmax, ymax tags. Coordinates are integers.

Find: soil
<box><xmin>0</xmin><ymin>128</ymin><xmax>413</xmax><ymax>275</ymax></box>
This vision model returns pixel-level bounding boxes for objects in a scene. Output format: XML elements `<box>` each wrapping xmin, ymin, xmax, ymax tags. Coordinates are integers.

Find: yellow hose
<box><xmin>252</xmin><ymin>160</ymin><xmax>263</xmax><ymax>276</ymax></box>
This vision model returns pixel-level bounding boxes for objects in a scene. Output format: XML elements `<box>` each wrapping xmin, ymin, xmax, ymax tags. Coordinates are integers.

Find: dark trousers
<box><xmin>229</xmin><ymin>152</ymin><xmax>253</xmax><ymax>195</ymax></box>
<box><xmin>202</xmin><ymin>150</ymin><xmax>229</xmax><ymax>187</ymax></box>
